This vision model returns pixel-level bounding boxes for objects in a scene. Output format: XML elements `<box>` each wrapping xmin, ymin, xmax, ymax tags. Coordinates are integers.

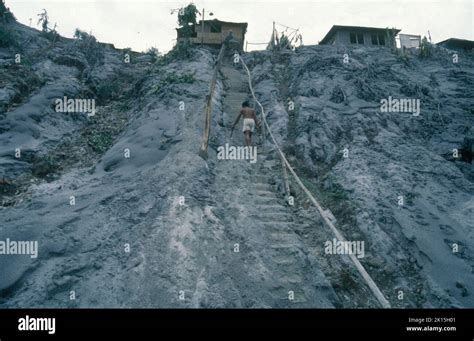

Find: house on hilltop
<box><xmin>176</xmin><ymin>19</ymin><xmax>248</xmax><ymax>50</ymax></box>
<box><xmin>319</xmin><ymin>25</ymin><xmax>400</xmax><ymax>49</ymax></box>
<box><xmin>399</xmin><ymin>34</ymin><xmax>421</xmax><ymax>49</ymax></box>
<box><xmin>436</xmin><ymin>38</ymin><xmax>474</xmax><ymax>52</ymax></box>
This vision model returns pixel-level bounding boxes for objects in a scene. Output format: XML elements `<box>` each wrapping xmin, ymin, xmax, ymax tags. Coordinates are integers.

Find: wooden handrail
<box><xmin>198</xmin><ymin>44</ymin><xmax>226</xmax><ymax>159</ymax></box>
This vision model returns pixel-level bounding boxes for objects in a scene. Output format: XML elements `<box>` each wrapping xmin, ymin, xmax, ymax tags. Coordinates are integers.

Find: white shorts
<box><xmin>242</xmin><ymin>118</ymin><xmax>255</xmax><ymax>133</ymax></box>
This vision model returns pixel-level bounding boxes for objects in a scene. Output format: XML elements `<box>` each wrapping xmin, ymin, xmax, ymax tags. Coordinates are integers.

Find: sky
<box><xmin>5</xmin><ymin>0</ymin><xmax>474</xmax><ymax>53</ymax></box>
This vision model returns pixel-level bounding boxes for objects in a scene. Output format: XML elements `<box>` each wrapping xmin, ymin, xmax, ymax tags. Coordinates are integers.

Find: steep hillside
<box><xmin>1</xmin><ymin>16</ymin><xmax>473</xmax><ymax>308</ymax></box>
<box><xmin>0</xmin><ymin>19</ymin><xmax>219</xmax><ymax>307</ymax></box>
<box><xmin>244</xmin><ymin>45</ymin><xmax>474</xmax><ymax>307</ymax></box>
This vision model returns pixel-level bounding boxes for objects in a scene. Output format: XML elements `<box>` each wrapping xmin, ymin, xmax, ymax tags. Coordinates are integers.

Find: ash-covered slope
<box><xmin>1</xmin><ymin>14</ymin><xmax>473</xmax><ymax>308</ymax></box>
<box><xmin>0</xmin><ymin>19</ymin><xmax>221</xmax><ymax>307</ymax></box>
<box><xmin>243</xmin><ymin>45</ymin><xmax>474</xmax><ymax>307</ymax></box>
<box><xmin>3</xmin><ymin>17</ymin><xmax>333</xmax><ymax>308</ymax></box>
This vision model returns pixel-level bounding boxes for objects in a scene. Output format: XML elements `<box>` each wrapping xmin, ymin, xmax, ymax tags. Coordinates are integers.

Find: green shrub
<box><xmin>95</xmin><ymin>81</ymin><xmax>120</xmax><ymax>102</ymax></box>
<box><xmin>397</xmin><ymin>53</ymin><xmax>410</xmax><ymax>66</ymax></box>
<box><xmin>152</xmin><ymin>71</ymin><xmax>195</xmax><ymax>93</ymax></box>
<box><xmin>0</xmin><ymin>0</ymin><xmax>15</xmax><ymax>23</ymax></box>
<box><xmin>32</xmin><ymin>154</ymin><xmax>61</xmax><ymax>178</ymax></box>
<box><xmin>83</xmin><ymin>129</ymin><xmax>114</xmax><ymax>153</ymax></box>
<box><xmin>41</xmin><ymin>28</ymin><xmax>59</xmax><ymax>42</ymax></box>
<box><xmin>146</xmin><ymin>47</ymin><xmax>159</xmax><ymax>62</ymax></box>
<box><xmin>154</xmin><ymin>40</ymin><xmax>195</xmax><ymax>65</ymax></box>
<box><xmin>0</xmin><ymin>25</ymin><xmax>17</xmax><ymax>47</ymax></box>
<box><xmin>74</xmin><ymin>28</ymin><xmax>104</xmax><ymax>66</ymax></box>
<box><xmin>162</xmin><ymin>39</ymin><xmax>194</xmax><ymax>62</ymax></box>
<box><xmin>122</xmin><ymin>47</ymin><xmax>132</xmax><ymax>56</ymax></box>
<box><xmin>419</xmin><ymin>36</ymin><xmax>432</xmax><ymax>58</ymax></box>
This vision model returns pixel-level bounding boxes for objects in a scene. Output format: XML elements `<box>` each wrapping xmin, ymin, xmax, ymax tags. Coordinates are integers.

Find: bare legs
<box><xmin>244</xmin><ymin>131</ymin><xmax>252</xmax><ymax>146</ymax></box>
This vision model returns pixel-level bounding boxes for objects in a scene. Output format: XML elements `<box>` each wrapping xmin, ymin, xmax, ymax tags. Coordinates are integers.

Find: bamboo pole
<box><xmin>281</xmin><ymin>154</ymin><xmax>290</xmax><ymax>199</ymax></box>
<box><xmin>198</xmin><ymin>44</ymin><xmax>226</xmax><ymax>159</ymax></box>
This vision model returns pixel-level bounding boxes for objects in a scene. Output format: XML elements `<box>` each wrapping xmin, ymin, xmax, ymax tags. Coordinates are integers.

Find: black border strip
<box><xmin>0</xmin><ymin>309</ymin><xmax>472</xmax><ymax>337</ymax></box>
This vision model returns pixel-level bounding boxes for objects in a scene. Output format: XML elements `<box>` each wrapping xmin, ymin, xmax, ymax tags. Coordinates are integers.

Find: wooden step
<box><xmin>260</xmin><ymin>221</ymin><xmax>293</xmax><ymax>227</ymax></box>
<box><xmin>252</xmin><ymin>214</ymin><xmax>293</xmax><ymax>223</ymax></box>
<box><xmin>270</xmin><ymin>232</ymin><xmax>298</xmax><ymax>242</ymax></box>
<box><xmin>273</xmin><ymin>256</ymin><xmax>297</xmax><ymax>265</ymax></box>
<box><xmin>255</xmin><ymin>183</ymin><xmax>273</xmax><ymax>190</ymax></box>
<box><xmin>256</xmin><ymin>190</ymin><xmax>277</xmax><ymax>197</ymax></box>
<box><xmin>255</xmin><ymin>201</ymin><xmax>281</xmax><ymax>207</ymax></box>
<box><xmin>270</xmin><ymin>243</ymin><xmax>295</xmax><ymax>249</ymax></box>
<box><xmin>280</xmin><ymin>274</ymin><xmax>303</xmax><ymax>284</ymax></box>
<box><xmin>254</xmin><ymin>204</ymin><xmax>285</xmax><ymax>210</ymax></box>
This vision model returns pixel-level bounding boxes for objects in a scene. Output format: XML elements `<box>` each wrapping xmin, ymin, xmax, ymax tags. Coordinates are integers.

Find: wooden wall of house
<box><xmin>178</xmin><ymin>22</ymin><xmax>246</xmax><ymax>49</ymax></box>
<box><xmin>192</xmin><ymin>23</ymin><xmax>245</xmax><ymax>49</ymax></box>
<box><xmin>221</xmin><ymin>24</ymin><xmax>245</xmax><ymax>42</ymax></box>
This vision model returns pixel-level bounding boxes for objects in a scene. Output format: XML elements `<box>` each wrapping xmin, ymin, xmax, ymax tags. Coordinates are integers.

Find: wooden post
<box><xmin>201</xmin><ymin>9</ymin><xmax>205</xmax><ymax>46</ymax></box>
<box><xmin>273</xmin><ymin>21</ymin><xmax>276</xmax><ymax>49</ymax></box>
<box><xmin>281</xmin><ymin>154</ymin><xmax>290</xmax><ymax>199</ymax></box>
<box><xmin>261</xmin><ymin>110</ymin><xmax>265</xmax><ymax>154</ymax></box>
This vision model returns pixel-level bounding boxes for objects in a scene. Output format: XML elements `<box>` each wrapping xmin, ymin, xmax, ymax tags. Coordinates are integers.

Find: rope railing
<box><xmin>238</xmin><ymin>53</ymin><xmax>391</xmax><ymax>308</ymax></box>
<box><xmin>274</xmin><ymin>22</ymin><xmax>299</xmax><ymax>31</ymax></box>
<box><xmin>245</xmin><ymin>42</ymin><xmax>270</xmax><ymax>52</ymax></box>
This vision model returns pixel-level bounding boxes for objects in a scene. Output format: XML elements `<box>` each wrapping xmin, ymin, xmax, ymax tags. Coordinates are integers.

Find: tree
<box><xmin>146</xmin><ymin>47</ymin><xmax>159</xmax><ymax>62</ymax></box>
<box><xmin>177</xmin><ymin>3</ymin><xmax>198</xmax><ymax>27</ymax></box>
<box><xmin>279</xmin><ymin>33</ymin><xmax>291</xmax><ymax>49</ymax></box>
<box><xmin>37</xmin><ymin>9</ymin><xmax>49</xmax><ymax>32</ymax></box>
<box><xmin>74</xmin><ymin>28</ymin><xmax>104</xmax><ymax>66</ymax></box>
<box><xmin>177</xmin><ymin>3</ymin><xmax>198</xmax><ymax>39</ymax></box>
<box><xmin>419</xmin><ymin>36</ymin><xmax>432</xmax><ymax>58</ymax></box>
<box><xmin>37</xmin><ymin>9</ymin><xmax>58</xmax><ymax>42</ymax></box>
